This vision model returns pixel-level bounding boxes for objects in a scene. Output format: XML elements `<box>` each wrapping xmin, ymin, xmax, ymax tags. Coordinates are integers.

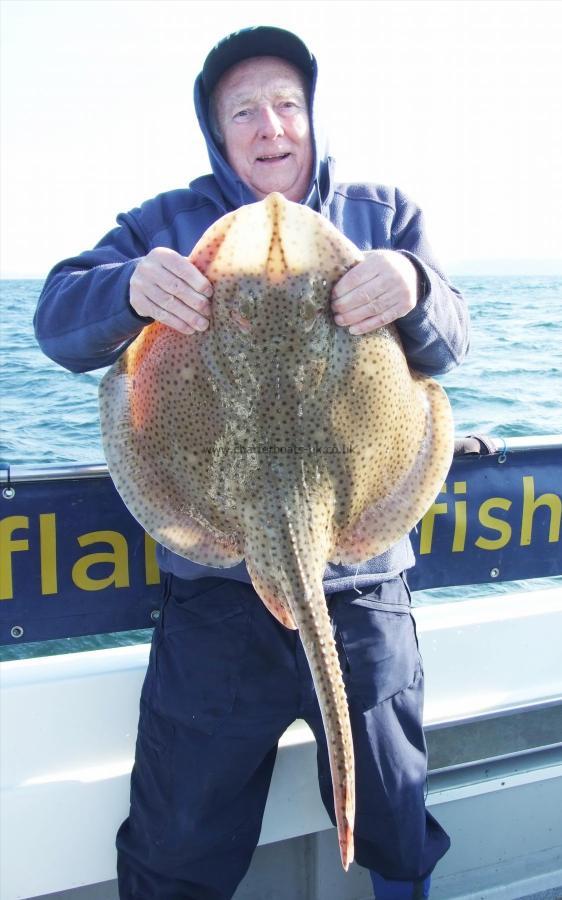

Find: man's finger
<box><xmin>331</xmin><ymin>252</ymin><xmax>387</xmax><ymax>300</ymax></box>
<box><xmin>331</xmin><ymin>267</ymin><xmax>382</xmax><ymax>303</ymax></box>
<box><xmin>153</xmin><ymin>306</ymin><xmax>198</xmax><ymax>335</ymax></box>
<box><xmin>154</xmin><ymin>271</ymin><xmax>212</xmax><ymax>316</ymax></box>
<box><xmin>348</xmin><ymin>301</ymin><xmax>403</xmax><ymax>335</ymax></box>
<box><xmin>332</xmin><ymin>285</ymin><xmax>388</xmax><ymax>319</ymax></box>
<box><xmin>129</xmin><ymin>290</ymin><xmax>153</xmax><ymax>320</ymax></box>
<box><xmin>133</xmin><ymin>283</ymin><xmax>209</xmax><ymax>333</ymax></box>
<box><xmin>162</xmin><ymin>254</ymin><xmax>214</xmax><ymax>298</ymax></box>
<box><xmin>148</xmin><ymin>290</ymin><xmax>210</xmax><ymax>331</ymax></box>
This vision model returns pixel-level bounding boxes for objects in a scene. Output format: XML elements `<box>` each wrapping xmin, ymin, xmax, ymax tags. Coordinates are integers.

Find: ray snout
<box><xmin>191</xmin><ymin>192</ymin><xmax>362</xmax><ymax>284</ymax></box>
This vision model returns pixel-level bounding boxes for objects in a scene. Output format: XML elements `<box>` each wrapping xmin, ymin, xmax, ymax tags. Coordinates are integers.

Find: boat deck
<box><xmin>24</xmin><ymin>855</ymin><xmax>562</xmax><ymax>900</ymax></box>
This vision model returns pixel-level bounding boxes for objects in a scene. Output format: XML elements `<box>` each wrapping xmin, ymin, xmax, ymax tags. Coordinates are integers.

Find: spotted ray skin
<box><xmin>99</xmin><ymin>193</ymin><xmax>454</xmax><ymax>870</ymax></box>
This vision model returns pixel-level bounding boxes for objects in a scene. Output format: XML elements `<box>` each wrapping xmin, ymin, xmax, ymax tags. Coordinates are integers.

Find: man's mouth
<box><xmin>256</xmin><ymin>153</ymin><xmax>291</xmax><ymax>163</ymax></box>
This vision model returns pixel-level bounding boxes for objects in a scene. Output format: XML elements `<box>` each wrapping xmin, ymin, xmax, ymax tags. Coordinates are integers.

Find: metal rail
<box><xmin>424</xmin><ymin>692</ymin><xmax>562</xmax><ymax>732</ymax></box>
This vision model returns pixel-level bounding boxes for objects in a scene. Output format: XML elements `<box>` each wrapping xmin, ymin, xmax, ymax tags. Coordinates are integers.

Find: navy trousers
<box><xmin>116</xmin><ymin>574</ymin><xmax>450</xmax><ymax>899</ymax></box>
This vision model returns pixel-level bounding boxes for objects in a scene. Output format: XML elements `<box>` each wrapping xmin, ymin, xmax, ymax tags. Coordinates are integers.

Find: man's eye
<box><xmin>233</xmin><ymin>108</ymin><xmax>252</xmax><ymax>121</ymax></box>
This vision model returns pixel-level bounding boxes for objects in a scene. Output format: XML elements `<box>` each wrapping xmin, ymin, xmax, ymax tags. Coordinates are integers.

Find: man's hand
<box><xmin>130</xmin><ymin>247</ymin><xmax>213</xmax><ymax>334</ymax></box>
<box><xmin>331</xmin><ymin>250</ymin><xmax>419</xmax><ymax>335</ymax></box>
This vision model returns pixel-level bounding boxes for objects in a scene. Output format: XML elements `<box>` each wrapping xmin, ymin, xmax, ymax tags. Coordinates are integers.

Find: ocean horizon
<box><xmin>3</xmin><ymin>259</ymin><xmax>562</xmax><ymax>281</ymax></box>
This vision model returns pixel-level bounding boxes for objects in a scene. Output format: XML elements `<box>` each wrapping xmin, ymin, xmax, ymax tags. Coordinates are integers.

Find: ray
<box><xmin>99</xmin><ymin>192</ymin><xmax>454</xmax><ymax>870</ymax></box>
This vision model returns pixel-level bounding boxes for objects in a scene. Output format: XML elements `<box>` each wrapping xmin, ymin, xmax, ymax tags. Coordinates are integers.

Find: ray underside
<box><xmin>98</xmin><ymin>193</ymin><xmax>454</xmax><ymax>872</ymax></box>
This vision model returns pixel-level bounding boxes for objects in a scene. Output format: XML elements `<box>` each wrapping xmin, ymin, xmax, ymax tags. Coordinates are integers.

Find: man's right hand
<box><xmin>129</xmin><ymin>247</ymin><xmax>213</xmax><ymax>334</ymax></box>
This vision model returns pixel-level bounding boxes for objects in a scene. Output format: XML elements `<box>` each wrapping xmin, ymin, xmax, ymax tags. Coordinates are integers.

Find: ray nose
<box><xmin>265</xmin><ymin>227</ymin><xmax>288</xmax><ymax>282</ymax></box>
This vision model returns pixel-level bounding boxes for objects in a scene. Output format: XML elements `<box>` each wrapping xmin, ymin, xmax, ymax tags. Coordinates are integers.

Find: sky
<box><xmin>1</xmin><ymin>0</ymin><xmax>562</xmax><ymax>277</ymax></box>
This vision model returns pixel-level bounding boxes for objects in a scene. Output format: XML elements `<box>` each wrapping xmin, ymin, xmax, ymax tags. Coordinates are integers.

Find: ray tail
<box><xmin>245</xmin><ymin>491</ymin><xmax>355</xmax><ymax>869</ymax></box>
<box><xmin>296</xmin><ymin>583</ymin><xmax>355</xmax><ymax>870</ymax></box>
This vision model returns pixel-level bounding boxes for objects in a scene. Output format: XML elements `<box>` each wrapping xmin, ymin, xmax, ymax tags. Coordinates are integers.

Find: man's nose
<box><xmin>257</xmin><ymin>105</ymin><xmax>284</xmax><ymax>139</ymax></box>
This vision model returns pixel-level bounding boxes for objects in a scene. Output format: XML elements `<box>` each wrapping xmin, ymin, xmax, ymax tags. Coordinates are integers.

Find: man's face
<box><xmin>214</xmin><ymin>56</ymin><xmax>313</xmax><ymax>203</ymax></box>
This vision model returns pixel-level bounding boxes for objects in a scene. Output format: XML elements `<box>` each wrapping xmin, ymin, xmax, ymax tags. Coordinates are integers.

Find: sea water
<box><xmin>1</xmin><ymin>276</ymin><xmax>561</xmax><ymax>658</ymax></box>
<box><xmin>2</xmin><ymin>276</ymin><xmax>561</xmax><ymax>462</ymax></box>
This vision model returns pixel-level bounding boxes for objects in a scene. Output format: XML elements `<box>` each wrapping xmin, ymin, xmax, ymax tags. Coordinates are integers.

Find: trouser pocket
<box><xmin>151</xmin><ymin>576</ymin><xmax>253</xmax><ymax>734</ymax></box>
<box><xmin>331</xmin><ymin>577</ymin><xmax>420</xmax><ymax>709</ymax></box>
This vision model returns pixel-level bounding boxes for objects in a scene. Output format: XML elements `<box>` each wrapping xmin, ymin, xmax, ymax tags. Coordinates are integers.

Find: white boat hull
<box><xmin>2</xmin><ymin>588</ymin><xmax>562</xmax><ymax>899</ymax></box>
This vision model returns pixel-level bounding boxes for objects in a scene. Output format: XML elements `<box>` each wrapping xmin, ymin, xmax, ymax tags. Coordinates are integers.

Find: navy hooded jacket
<box><xmin>34</xmin><ymin>49</ymin><xmax>469</xmax><ymax>592</ymax></box>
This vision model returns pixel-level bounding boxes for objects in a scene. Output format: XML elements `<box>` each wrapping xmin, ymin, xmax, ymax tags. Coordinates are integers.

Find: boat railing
<box><xmin>1</xmin><ymin>433</ymin><xmax>561</xmax><ymax>646</ymax></box>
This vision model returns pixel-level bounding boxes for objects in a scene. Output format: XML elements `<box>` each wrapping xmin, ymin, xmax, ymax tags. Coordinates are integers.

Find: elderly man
<box><xmin>35</xmin><ymin>26</ymin><xmax>469</xmax><ymax>900</ymax></box>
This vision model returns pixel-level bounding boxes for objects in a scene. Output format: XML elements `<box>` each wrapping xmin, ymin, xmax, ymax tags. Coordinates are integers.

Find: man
<box><xmin>35</xmin><ymin>26</ymin><xmax>469</xmax><ymax>900</ymax></box>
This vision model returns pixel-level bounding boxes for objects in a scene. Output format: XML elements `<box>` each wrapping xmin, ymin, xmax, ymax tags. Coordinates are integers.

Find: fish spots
<box><xmin>99</xmin><ymin>192</ymin><xmax>453</xmax><ymax>872</ymax></box>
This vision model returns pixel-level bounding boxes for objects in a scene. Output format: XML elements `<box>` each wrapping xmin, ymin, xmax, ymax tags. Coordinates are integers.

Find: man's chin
<box><xmin>252</xmin><ymin>181</ymin><xmax>306</xmax><ymax>202</ymax></box>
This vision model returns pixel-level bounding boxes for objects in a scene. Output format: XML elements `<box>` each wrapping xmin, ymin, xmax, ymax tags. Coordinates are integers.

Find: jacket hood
<box><xmin>192</xmin><ymin>48</ymin><xmax>335</xmax><ymax>216</ymax></box>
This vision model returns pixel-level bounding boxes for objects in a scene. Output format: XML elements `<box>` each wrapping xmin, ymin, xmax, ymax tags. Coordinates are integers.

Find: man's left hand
<box><xmin>331</xmin><ymin>250</ymin><xmax>419</xmax><ymax>335</ymax></box>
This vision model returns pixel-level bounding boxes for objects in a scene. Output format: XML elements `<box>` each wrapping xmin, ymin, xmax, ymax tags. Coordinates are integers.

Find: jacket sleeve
<box><xmin>391</xmin><ymin>188</ymin><xmax>470</xmax><ymax>375</ymax></box>
<box><xmin>34</xmin><ymin>211</ymin><xmax>152</xmax><ymax>373</ymax></box>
